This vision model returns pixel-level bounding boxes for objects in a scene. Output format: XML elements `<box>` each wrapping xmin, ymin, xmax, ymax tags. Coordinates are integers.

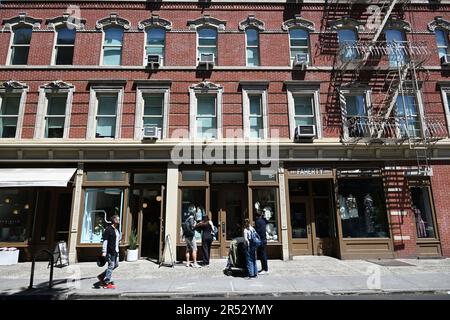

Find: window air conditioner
<box><xmin>147</xmin><ymin>55</ymin><xmax>161</xmax><ymax>69</ymax></box>
<box><xmin>293</xmin><ymin>52</ymin><xmax>309</xmax><ymax>69</ymax></box>
<box><xmin>294</xmin><ymin>125</ymin><xmax>316</xmax><ymax>141</ymax></box>
<box><xmin>441</xmin><ymin>54</ymin><xmax>450</xmax><ymax>66</ymax></box>
<box><xmin>198</xmin><ymin>53</ymin><xmax>215</xmax><ymax>69</ymax></box>
<box><xmin>142</xmin><ymin>126</ymin><xmax>162</xmax><ymax>140</ymax></box>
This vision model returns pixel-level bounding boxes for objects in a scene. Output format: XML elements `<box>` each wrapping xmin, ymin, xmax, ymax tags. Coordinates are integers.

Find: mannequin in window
<box><xmin>346</xmin><ymin>194</ymin><xmax>359</xmax><ymax>218</ymax></box>
<box><xmin>339</xmin><ymin>195</ymin><xmax>350</xmax><ymax>220</ymax></box>
<box><xmin>413</xmin><ymin>205</ymin><xmax>427</xmax><ymax>238</ymax></box>
<box><xmin>363</xmin><ymin>194</ymin><xmax>375</xmax><ymax>234</ymax></box>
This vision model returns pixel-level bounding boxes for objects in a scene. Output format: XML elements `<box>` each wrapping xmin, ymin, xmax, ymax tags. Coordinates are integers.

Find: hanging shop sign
<box><xmin>288</xmin><ymin>167</ymin><xmax>333</xmax><ymax>178</ymax></box>
<box><xmin>337</xmin><ymin>168</ymin><xmax>381</xmax><ymax>178</ymax></box>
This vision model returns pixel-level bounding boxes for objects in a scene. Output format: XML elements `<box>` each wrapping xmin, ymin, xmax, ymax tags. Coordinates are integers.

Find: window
<box><xmin>145</xmin><ymin>28</ymin><xmax>165</xmax><ymax>65</ymax></box>
<box><xmin>102</xmin><ymin>27</ymin><xmax>123</xmax><ymax>66</ymax></box>
<box><xmin>252</xmin><ymin>188</ymin><xmax>278</xmax><ymax>242</ymax></box>
<box><xmin>410</xmin><ymin>186</ymin><xmax>437</xmax><ymax>239</ymax></box>
<box><xmin>246</xmin><ymin>29</ymin><xmax>260</xmax><ymax>66</ymax></box>
<box><xmin>44</xmin><ymin>94</ymin><xmax>67</xmax><ymax>138</ymax></box>
<box><xmin>196</xmin><ymin>95</ymin><xmax>217</xmax><ymax>139</ymax></box>
<box><xmin>337</xmin><ymin>29</ymin><xmax>358</xmax><ymax>62</ymax></box>
<box><xmin>54</xmin><ymin>27</ymin><xmax>75</xmax><ymax>65</ymax></box>
<box><xmin>10</xmin><ymin>27</ymin><xmax>32</xmax><ymax>65</ymax></box>
<box><xmin>180</xmin><ymin>188</ymin><xmax>206</xmax><ymax>242</ymax></box>
<box><xmin>294</xmin><ymin>96</ymin><xmax>315</xmax><ymax>126</ymax></box>
<box><xmin>80</xmin><ymin>188</ymin><xmax>124</xmax><ymax>243</ymax></box>
<box><xmin>385</xmin><ymin>29</ymin><xmax>408</xmax><ymax>67</ymax></box>
<box><xmin>395</xmin><ymin>95</ymin><xmax>420</xmax><ymax>138</ymax></box>
<box><xmin>0</xmin><ymin>188</ymin><xmax>36</xmax><ymax>242</ymax></box>
<box><xmin>95</xmin><ymin>93</ymin><xmax>118</xmax><ymax>138</ymax></box>
<box><xmin>338</xmin><ymin>178</ymin><xmax>389</xmax><ymax>238</ymax></box>
<box><xmin>197</xmin><ymin>28</ymin><xmax>217</xmax><ymax>64</ymax></box>
<box><xmin>143</xmin><ymin>94</ymin><xmax>164</xmax><ymax>129</ymax></box>
<box><xmin>289</xmin><ymin>28</ymin><xmax>309</xmax><ymax>65</ymax></box>
<box><xmin>248</xmin><ymin>95</ymin><xmax>263</xmax><ymax>138</ymax></box>
<box><xmin>435</xmin><ymin>29</ymin><xmax>449</xmax><ymax>60</ymax></box>
<box><xmin>0</xmin><ymin>94</ymin><xmax>21</xmax><ymax>138</ymax></box>
<box><xmin>86</xmin><ymin>171</ymin><xmax>126</xmax><ymax>181</ymax></box>
<box><xmin>345</xmin><ymin>94</ymin><xmax>368</xmax><ymax>138</ymax></box>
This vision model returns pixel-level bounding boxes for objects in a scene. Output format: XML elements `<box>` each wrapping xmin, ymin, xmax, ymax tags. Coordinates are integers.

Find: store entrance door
<box><xmin>288</xmin><ymin>180</ymin><xmax>337</xmax><ymax>257</ymax></box>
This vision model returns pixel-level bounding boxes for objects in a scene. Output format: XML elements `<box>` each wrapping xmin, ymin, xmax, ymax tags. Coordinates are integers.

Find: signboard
<box><xmin>51</xmin><ymin>241</ymin><xmax>69</xmax><ymax>268</ymax></box>
<box><xmin>288</xmin><ymin>168</ymin><xmax>333</xmax><ymax>178</ymax></box>
<box><xmin>337</xmin><ymin>168</ymin><xmax>381</xmax><ymax>178</ymax></box>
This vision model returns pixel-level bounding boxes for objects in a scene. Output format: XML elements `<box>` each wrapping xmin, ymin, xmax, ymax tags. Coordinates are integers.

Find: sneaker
<box><xmin>258</xmin><ymin>271</ymin><xmax>268</xmax><ymax>275</ymax></box>
<box><xmin>103</xmin><ymin>283</ymin><xmax>116</xmax><ymax>289</ymax></box>
<box><xmin>186</xmin><ymin>263</ymin><xmax>191</xmax><ymax>267</ymax></box>
<box><xmin>97</xmin><ymin>275</ymin><xmax>106</xmax><ymax>286</ymax></box>
<box><xmin>191</xmin><ymin>263</ymin><xmax>201</xmax><ymax>268</ymax></box>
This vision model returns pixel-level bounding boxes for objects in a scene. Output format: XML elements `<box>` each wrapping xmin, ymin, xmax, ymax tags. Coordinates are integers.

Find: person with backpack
<box><xmin>195</xmin><ymin>215</ymin><xmax>216</xmax><ymax>266</ymax></box>
<box><xmin>255</xmin><ymin>210</ymin><xmax>269</xmax><ymax>275</ymax></box>
<box><xmin>243</xmin><ymin>218</ymin><xmax>259</xmax><ymax>279</ymax></box>
<box><xmin>97</xmin><ymin>215</ymin><xmax>121</xmax><ymax>289</ymax></box>
<box><xmin>183</xmin><ymin>212</ymin><xmax>201</xmax><ymax>268</ymax></box>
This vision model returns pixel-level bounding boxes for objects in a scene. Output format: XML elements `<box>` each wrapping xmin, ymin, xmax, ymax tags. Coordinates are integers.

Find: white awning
<box><xmin>0</xmin><ymin>168</ymin><xmax>76</xmax><ymax>187</ymax></box>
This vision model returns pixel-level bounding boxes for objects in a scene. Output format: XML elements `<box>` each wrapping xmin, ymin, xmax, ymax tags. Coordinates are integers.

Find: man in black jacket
<box><xmin>98</xmin><ymin>215</ymin><xmax>121</xmax><ymax>289</ymax></box>
<box><xmin>255</xmin><ymin>211</ymin><xmax>269</xmax><ymax>274</ymax></box>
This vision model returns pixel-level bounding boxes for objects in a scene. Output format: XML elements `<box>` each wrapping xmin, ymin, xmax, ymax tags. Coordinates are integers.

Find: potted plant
<box><xmin>126</xmin><ymin>229</ymin><xmax>139</xmax><ymax>262</ymax></box>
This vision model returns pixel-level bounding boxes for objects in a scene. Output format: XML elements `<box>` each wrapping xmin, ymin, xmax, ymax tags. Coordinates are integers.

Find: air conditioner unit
<box><xmin>293</xmin><ymin>52</ymin><xmax>309</xmax><ymax>69</ymax></box>
<box><xmin>441</xmin><ymin>54</ymin><xmax>450</xmax><ymax>66</ymax></box>
<box><xmin>147</xmin><ymin>55</ymin><xmax>161</xmax><ymax>69</ymax></box>
<box><xmin>142</xmin><ymin>126</ymin><xmax>162</xmax><ymax>140</ymax></box>
<box><xmin>294</xmin><ymin>125</ymin><xmax>316</xmax><ymax>141</ymax></box>
<box><xmin>198</xmin><ymin>53</ymin><xmax>215</xmax><ymax>69</ymax></box>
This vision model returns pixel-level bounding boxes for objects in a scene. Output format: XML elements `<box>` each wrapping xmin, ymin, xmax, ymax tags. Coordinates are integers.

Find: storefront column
<box><xmin>163</xmin><ymin>164</ymin><xmax>178</xmax><ymax>264</ymax></box>
<box><xmin>278</xmin><ymin>165</ymin><xmax>290</xmax><ymax>261</ymax></box>
<box><xmin>68</xmin><ymin>163</ymin><xmax>83</xmax><ymax>264</ymax></box>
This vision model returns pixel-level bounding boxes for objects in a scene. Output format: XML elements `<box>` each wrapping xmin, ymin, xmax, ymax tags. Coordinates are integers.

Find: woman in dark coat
<box><xmin>195</xmin><ymin>215</ymin><xmax>215</xmax><ymax>266</ymax></box>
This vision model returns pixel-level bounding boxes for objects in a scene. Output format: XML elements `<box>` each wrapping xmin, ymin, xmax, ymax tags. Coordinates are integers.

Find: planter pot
<box><xmin>126</xmin><ymin>249</ymin><xmax>138</xmax><ymax>262</ymax></box>
<box><xmin>0</xmin><ymin>249</ymin><xmax>19</xmax><ymax>265</ymax></box>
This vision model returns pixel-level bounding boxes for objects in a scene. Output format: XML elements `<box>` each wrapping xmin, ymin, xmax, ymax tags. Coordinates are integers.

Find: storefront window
<box><xmin>251</xmin><ymin>170</ymin><xmax>276</xmax><ymax>182</ymax></box>
<box><xmin>180</xmin><ymin>189</ymin><xmax>205</xmax><ymax>242</ymax></box>
<box><xmin>252</xmin><ymin>188</ymin><xmax>278</xmax><ymax>241</ymax></box>
<box><xmin>134</xmin><ymin>173</ymin><xmax>166</xmax><ymax>184</ymax></box>
<box><xmin>86</xmin><ymin>171</ymin><xmax>126</xmax><ymax>182</ymax></box>
<box><xmin>0</xmin><ymin>188</ymin><xmax>35</xmax><ymax>242</ymax></box>
<box><xmin>181</xmin><ymin>170</ymin><xmax>206</xmax><ymax>182</ymax></box>
<box><xmin>338</xmin><ymin>179</ymin><xmax>389</xmax><ymax>238</ymax></box>
<box><xmin>80</xmin><ymin>188</ymin><xmax>124</xmax><ymax>243</ymax></box>
<box><xmin>411</xmin><ymin>186</ymin><xmax>436</xmax><ymax>239</ymax></box>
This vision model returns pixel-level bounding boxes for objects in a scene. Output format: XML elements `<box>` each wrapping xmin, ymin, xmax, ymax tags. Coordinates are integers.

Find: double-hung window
<box><xmin>294</xmin><ymin>96</ymin><xmax>315</xmax><ymax>126</ymax></box>
<box><xmin>289</xmin><ymin>28</ymin><xmax>310</xmax><ymax>65</ymax></box>
<box><xmin>249</xmin><ymin>95</ymin><xmax>263</xmax><ymax>138</ymax></box>
<box><xmin>102</xmin><ymin>27</ymin><xmax>123</xmax><ymax>66</ymax></box>
<box><xmin>395</xmin><ymin>95</ymin><xmax>421</xmax><ymax>138</ymax></box>
<box><xmin>197</xmin><ymin>28</ymin><xmax>217</xmax><ymax>64</ymax></box>
<box><xmin>145</xmin><ymin>28</ymin><xmax>165</xmax><ymax>65</ymax></box>
<box><xmin>95</xmin><ymin>94</ymin><xmax>118</xmax><ymax>138</ymax></box>
<box><xmin>337</xmin><ymin>29</ymin><xmax>358</xmax><ymax>62</ymax></box>
<box><xmin>385</xmin><ymin>29</ymin><xmax>408</xmax><ymax>67</ymax></box>
<box><xmin>246</xmin><ymin>29</ymin><xmax>260</xmax><ymax>66</ymax></box>
<box><xmin>196</xmin><ymin>95</ymin><xmax>217</xmax><ymax>139</ymax></box>
<box><xmin>44</xmin><ymin>94</ymin><xmax>67</xmax><ymax>138</ymax></box>
<box><xmin>345</xmin><ymin>95</ymin><xmax>368</xmax><ymax>138</ymax></box>
<box><xmin>0</xmin><ymin>95</ymin><xmax>21</xmax><ymax>138</ymax></box>
<box><xmin>435</xmin><ymin>29</ymin><xmax>449</xmax><ymax>60</ymax></box>
<box><xmin>54</xmin><ymin>27</ymin><xmax>76</xmax><ymax>65</ymax></box>
<box><xmin>10</xmin><ymin>27</ymin><xmax>32</xmax><ymax>65</ymax></box>
<box><xmin>143</xmin><ymin>94</ymin><xmax>164</xmax><ymax>129</ymax></box>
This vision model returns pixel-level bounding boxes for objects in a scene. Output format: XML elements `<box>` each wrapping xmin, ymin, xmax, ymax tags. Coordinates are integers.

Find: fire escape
<box><xmin>325</xmin><ymin>0</ymin><xmax>447</xmax><ymax>177</ymax></box>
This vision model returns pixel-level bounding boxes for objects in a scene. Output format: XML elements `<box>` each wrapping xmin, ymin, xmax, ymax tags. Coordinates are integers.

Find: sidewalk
<box><xmin>1</xmin><ymin>256</ymin><xmax>450</xmax><ymax>299</ymax></box>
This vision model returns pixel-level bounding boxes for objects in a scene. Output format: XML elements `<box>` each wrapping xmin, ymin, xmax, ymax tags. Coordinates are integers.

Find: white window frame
<box><xmin>7</xmin><ymin>25</ymin><xmax>33</xmax><ymax>66</ymax></box>
<box><xmin>245</xmin><ymin>28</ymin><xmax>260</xmax><ymax>67</ymax></box>
<box><xmin>288</xmin><ymin>28</ymin><xmax>310</xmax><ymax>66</ymax></box>
<box><xmin>144</xmin><ymin>27</ymin><xmax>166</xmax><ymax>66</ymax></box>
<box><xmin>189</xmin><ymin>84</ymin><xmax>223</xmax><ymax>140</ymax></box>
<box><xmin>339</xmin><ymin>88</ymin><xmax>372</xmax><ymax>140</ymax></box>
<box><xmin>440</xmin><ymin>86</ymin><xmax>450</xmax><ymax>137</ymax></box>
<box><xmin>35</xmin><ymin>86</ymin><xmax>74</xmax><ymax>139</ymax></box>
<box><xmin>435</xmin><ymin>29</ymin><xmax>449</xmax><ymax>60</ymax></box>
<box><xmin>242</xmin><ymin>88</ymin><xmax>268</xmax><ymax>139</ymax></box>
<box><xmin>197</xmin><ymin>27</ymin><xmax>218</xmax><ymax>65</ymax></box>
<box><xmin>100</xmin><ymin>26</ymin><xmax>124</xmax><ymax>66</ymax></box>
<box><xmin>134</xmin><ymin>86</ymin><xmax>170</xmax><ymax>139</ymax></box>
<box><xmin>51</xmin><ymin>24</ymin><xmax>77</xmax><ymax>66</ymax></box>
<box><xmin>0</xmin><ymin>86</ymin><xmax>27</xmax><ymax>139</ymax></box>
<box><xmin>287</xmin><ymin>87</ymin><xmax>321</xmax><ymax>139</ymax></box>
<box><xmin>87</xmin><ymin>86</ymin><xmax>124</xmax><ymax>139</ymax></box>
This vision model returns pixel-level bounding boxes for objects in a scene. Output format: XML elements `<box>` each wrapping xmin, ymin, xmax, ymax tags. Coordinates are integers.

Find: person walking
<box><xmin>195</xmin><ymin>215</ymin><xmax>215</xmax><ymax>266</ymax></box>
<box><xmin>255</xmin><ymin>210</ymin><xmax>269</xmax><ymax>275</ymax></box>
<box><xmin>98</xmin><ymin>215</ymin><xmax>121</xmax><ymax>289</ymax></box>
<box><xmin>183</xmin><ymin>212</ymin><xmax>201</xmax><ymax>268</ymax></box>
<box><xmin>243</xmin><ymin>218</ymin><xmax>258</xmax><ymax>279</ymax></box>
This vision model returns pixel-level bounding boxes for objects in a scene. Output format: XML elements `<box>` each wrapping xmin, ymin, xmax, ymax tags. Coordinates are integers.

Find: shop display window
<box><xmin>86</xmin><ymin>171</ymin><xmax>126</xmax><ymax>182</ymax></box>
<box><xmin>80</xmin><ymin>188</ymin><xmax>124</xmax><ymax>243</ymax></box>
<box><xmin>180</xmin><ymin>188</ymin><xmax>206</xmax><ymax>242</ymax></box>
<box><xmin>0</xmin><ymin>188</ymin><xmax>35</xmax><ymax>242</ymax></box>
<box><xmin>252</xmin><ymin>188</ymin><xmax>278</xmax><ymax>242</ymax></box>
<box><xmin>411</xmin><ymin>186</ymin><xmax>436</xmax><ymax>239</ymax></box>
<box><xmin>338</xmin><ymin>179</ymin><xmax>389</xmax><ymax>238</ymax></box>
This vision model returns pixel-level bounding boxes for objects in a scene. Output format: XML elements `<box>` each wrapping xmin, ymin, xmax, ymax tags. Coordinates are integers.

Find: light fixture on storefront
<box><xmin>24</xmin><ymin>204</ymin><xmax>29</xmax><ymax>210</ymax></box>
<box><xmin>4</xmin><ymin>198</ymin><xmax>10</xmax><ymax>204</ymax></box>
<box><xmin>156</xmin><ymin>196</ymin><xmax>162</xmax><ymax>202</ymax></box>
<box><xmin>13</xmin><ymin>209</ymin><xmax>19</xmax><ymax>215</ymax></box>
<box><xmin>142</xmin><ymin>203</ymin><xmax>148</xmax><ymax>209</ymax></box>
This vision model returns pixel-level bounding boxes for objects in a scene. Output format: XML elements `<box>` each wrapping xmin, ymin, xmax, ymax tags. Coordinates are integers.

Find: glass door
<box><xmin>289</xmin><ymin>197</ymin><xmax>314</xmax><ymax>255</ymax></box>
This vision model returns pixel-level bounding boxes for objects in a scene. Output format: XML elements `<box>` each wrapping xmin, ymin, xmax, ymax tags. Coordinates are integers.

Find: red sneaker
<box><xmin>103</xmin><ymin>283</ymin><xmax>116</xmax><ymax>289</ymax></box>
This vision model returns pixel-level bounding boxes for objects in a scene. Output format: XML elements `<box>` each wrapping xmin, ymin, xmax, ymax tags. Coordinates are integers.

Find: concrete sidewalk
<box><xmin>1</xmin><ymin>256</ymin><xmax>450</xmax><ymax>299</ymax></box>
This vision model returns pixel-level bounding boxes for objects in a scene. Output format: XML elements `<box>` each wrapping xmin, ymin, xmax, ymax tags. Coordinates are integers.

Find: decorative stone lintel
<box><xmin>47</xmin><ymin>13</ymin><xmax>86</xmax><ymax>30</ymax></box>
<box><xmin>2</xmin><ymin>12</ymin><xmax>42</xmax><ymax>31</ymax></box>
<box><xmin>96</xmin><ymin>13</ymin><xmax>131</xmax><ymax>30</ymax></box>
<box><xmin>2</xmin><ymin>80</ymin><xmax>28</xmax><ymax>90</ymax></box>
<box><xmin>428</xmin><ymin>16</ymin><xmax>450</xmax><ymax>32</ymax></box>
<box><xmin>41</xmin><ymin>80</ymin><xmax>74</xmax><ymax>90</ymax></box>
<box><xmin>282</xmin><ymin>14</ymin><xmax>315</xmax><ymax>32</ymax></box>
<box><xmin>238</xmin><ymin>15</ymin><xmax>265</xmax><ymax>31</ymax></box>
<box><xmin>187</xmin><ymin>14</ymin><xmax>226</xmax><ymax>31</ymax></box>
<box><xmin>138</xmin><ymin>14</ymin><xmax>172</xmax><ymax>31</ymax></box>
<box><xmin>191</xmin><ymin>81</ymin><xmax>222</xmax><ymax>91</ymax></box>
<box><xmin>384</xmin><ymin>17</ymin><xmax>411</xmax><ymax>32</ymax></box>
<box><xmin>328</xmin><ymin>16</ymin><xmax>363</xmax><ymax>32</ymax></box>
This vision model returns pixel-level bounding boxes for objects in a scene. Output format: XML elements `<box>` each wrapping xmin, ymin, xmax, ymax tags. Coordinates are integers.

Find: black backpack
<box><xmin>182</xmin><ymin>217</ymin><xmax>195</xmax><ymax>238</ymax></box>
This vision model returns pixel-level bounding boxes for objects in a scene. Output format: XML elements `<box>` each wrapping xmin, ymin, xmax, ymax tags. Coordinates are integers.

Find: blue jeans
<box><xmin>246</xmin><ymin>244</ymin><xmax>257</xmax><ymax>277</ymax></box>
<box><xmin>100</xmin><ymin>253</ymin><xmax>119</xmax><ymax>283</ymax></box>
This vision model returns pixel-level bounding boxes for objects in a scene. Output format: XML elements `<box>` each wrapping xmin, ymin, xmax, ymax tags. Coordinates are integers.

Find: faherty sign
<box><xmin>288</xmin><ymin>168</ymin><xmax>333</xmax><ymax>177</ymax></box>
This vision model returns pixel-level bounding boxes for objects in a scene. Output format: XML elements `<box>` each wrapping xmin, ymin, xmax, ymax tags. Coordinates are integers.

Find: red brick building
<box><xmin>0</xmin><ymin>0</ymin><xmax>450</xmax><ymax>263</ymax></box>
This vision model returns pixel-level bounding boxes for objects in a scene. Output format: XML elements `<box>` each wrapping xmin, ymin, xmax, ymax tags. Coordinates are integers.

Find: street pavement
<box><xmin>1</xmin><ymin>256</ymin><xmax>450</xmax><ymax>299</ymax></box>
